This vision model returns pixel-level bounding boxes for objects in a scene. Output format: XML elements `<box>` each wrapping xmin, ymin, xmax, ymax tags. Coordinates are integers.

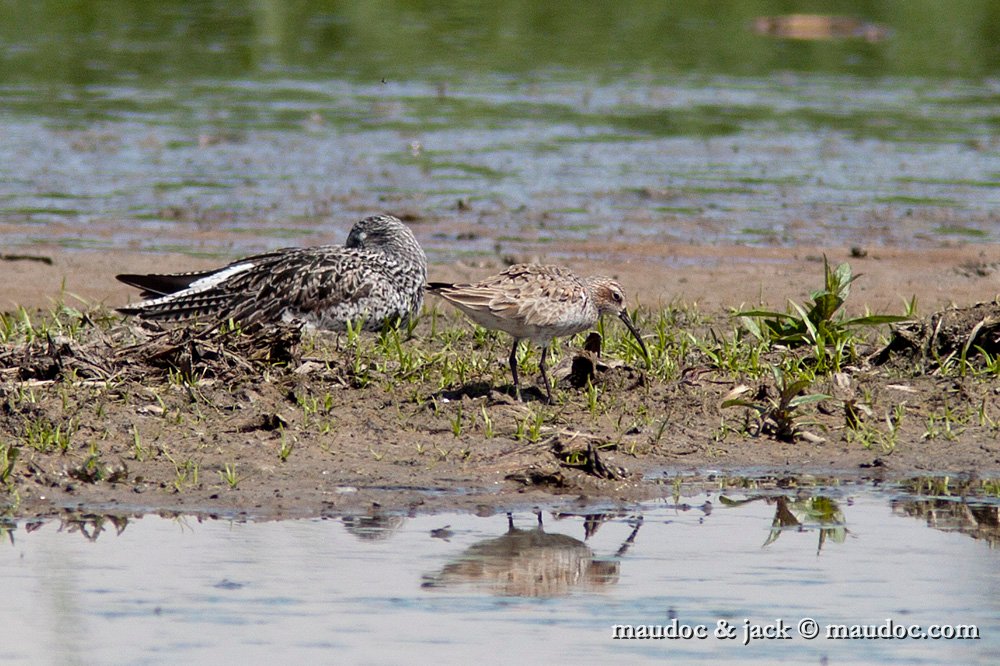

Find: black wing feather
<box><xmin>116</xmin><ymin>271</ymin><xmax>218</xmax><ymax>298</ymax></box>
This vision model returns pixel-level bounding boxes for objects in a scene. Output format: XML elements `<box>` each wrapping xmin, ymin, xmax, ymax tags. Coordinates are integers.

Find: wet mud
<box><xmin>3</xmin><ymin>249</ymin><xmax>1000</xmax><ymax>521</ymax></box>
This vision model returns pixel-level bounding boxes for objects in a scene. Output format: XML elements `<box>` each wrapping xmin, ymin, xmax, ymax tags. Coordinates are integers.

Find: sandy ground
<box><xmin>2</xmin><ymin>242</ymin><xmax>1000</xmax><ymax>520</ymax></box>
<box><xmin>6</xmin><ymin>242</ymin><xmax>998</xmax><ymax>316</ymax></box>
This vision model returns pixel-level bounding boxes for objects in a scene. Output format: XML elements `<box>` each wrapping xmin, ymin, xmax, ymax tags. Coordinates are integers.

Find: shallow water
<box><xmin>2</xmin><ymin>485</ymin><xmax>997</xmax><ymax>664</ymax></box>
<box><xmin>1</xmin><ymin>1</ymin><xmax>999</xmax><ymax>260</ymax></box>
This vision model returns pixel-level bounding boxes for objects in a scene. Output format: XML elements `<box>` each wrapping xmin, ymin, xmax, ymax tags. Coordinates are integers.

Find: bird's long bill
<box><xmin>618</xmin><ymin>310</ymin><xmax>650</xmax><ymax>366</ymax></box>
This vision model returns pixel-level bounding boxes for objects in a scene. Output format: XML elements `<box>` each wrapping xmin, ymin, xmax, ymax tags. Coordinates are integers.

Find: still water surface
<box><xmin>2</xmin><ymin>486</ymin><xmax>997</xmax><ymax>664</ymax></box>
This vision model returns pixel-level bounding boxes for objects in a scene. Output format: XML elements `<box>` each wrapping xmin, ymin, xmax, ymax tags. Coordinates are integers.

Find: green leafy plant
<box><xmin>736</xmin><ymin>258</ymin><xmax>907</xmax><ymax>371</ymax></box>
<box><xmin>723</xmin><ymin>367</ymin><xmax>829</xmax><ymax>441</ymax></box>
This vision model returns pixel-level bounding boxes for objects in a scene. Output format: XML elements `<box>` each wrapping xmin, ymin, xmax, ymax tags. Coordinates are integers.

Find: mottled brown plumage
<box><xmin>117</xmin><ymin>215</ymin><xmax>426</xmax><ymax>331</ymax></box>
<box><xmin>427</xmin><ymin>264</ymin><xmax>647</xmax><ymax>402</ymax></box>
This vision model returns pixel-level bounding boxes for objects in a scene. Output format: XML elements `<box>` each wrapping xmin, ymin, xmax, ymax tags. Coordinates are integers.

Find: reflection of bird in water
<box><xmin>58</xmin><ymin>513</ymin><xmax>130</xmax><ymax>542</ymax></box>
<box><xmin>341</xmin><ymin>513</ymin><xmax>406</xmax><ymax>541</ymax></box>
<box><xmin>422</xmin><ymin>512</ymin><xmax>622</xmax><ymax>597</ymax></box>
<box><xmin>554</xmin><ymin>511</ymin><xmax>643</xmax><ymax>555</ymax></box>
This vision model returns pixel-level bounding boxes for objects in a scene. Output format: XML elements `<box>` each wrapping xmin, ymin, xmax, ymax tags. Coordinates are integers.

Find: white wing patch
<box><xmin>188</xmin><ymin>262</ymin><xmax>256</xmax><ymax>291</ymax></box>
<box><xmin>129</xmin><ymin>262</ymin><xmax>256</xmax><ymax>310</ymax></box>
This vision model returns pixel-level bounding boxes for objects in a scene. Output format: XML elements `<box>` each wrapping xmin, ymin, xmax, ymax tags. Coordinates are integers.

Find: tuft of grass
<box><xmin>479</xmin><ymin>404</ymin><xmax>494</xmax><ymax>438</ymax></box>
<box><xmin>131</xmin><ymin>425</ymin><xmax>146</xmax><ymax>461</ymax></box>
<box><xmin>846</xmin><ymin>405</ymin><xmax>903</xmax><ymax>452</ymax></box>
<box><xmin>450</xmin><ymin>403</ymin><xmax>464</xmax><ymax>438</ymax></box>
<box><xmin>278</xmin><ymin>429</ymin><xmax>295</xmax><ymax>462</ymax></box>
<box><xmin>22</xmin><ymin>417</ymin><xmax>73</xmax><ymax>453</ymax></box>
<box><xmin>650</xmin><ymin>417</ymin><xmax>669</xmax><ymax>447</ymax></box>
<box><xmin>585</xmin><ymin>378</ymin><xmax>599</xmax><ymax>417</ymax></box>
<box><xmin>219</xmin><ymin>464</ymin><xmax>241</xmax><ymax>489</ymax></box>
<box><xmin>172</xmin><ymin>458</ymin><xmax>199</xmax><ymax>492</ymax></box>
<box><xmin>922</xmin><ymin>406</ymin><xmax>964</xmax><ymax>441</ymax></box>
<box><xmin>518</xmin><ymin>408</ymin><xmax>545</xmax><ymax>443</ymax></box>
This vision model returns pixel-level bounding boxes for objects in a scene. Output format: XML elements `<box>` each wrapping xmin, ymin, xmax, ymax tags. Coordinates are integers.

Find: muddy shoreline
<box><xmin>2</xmin><ymin>242</ymin><xmax>1000</xmax><ymax>521</ymax></box>
<box><xmin>6</xmin><ymin>242</ymin><xmax>1000</xmax><ymax>315</ymax></box>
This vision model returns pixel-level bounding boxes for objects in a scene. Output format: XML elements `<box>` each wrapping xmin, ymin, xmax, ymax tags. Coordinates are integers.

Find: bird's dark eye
<box><xmin>613</xmin><ymin>292</ymin><xmax>622</xmax><ymax>303</ymax></box>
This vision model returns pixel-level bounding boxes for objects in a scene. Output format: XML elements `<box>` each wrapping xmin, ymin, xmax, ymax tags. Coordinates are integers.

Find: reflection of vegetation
<box><xmin>893</xmin><ymin>499</ymin><xmax>999</xmax><ymax>548</ymax></box>
<box><xmin>895</xmin><ymin>176</ymin><xmax>1000</xmax><ymax>188</ymax></box>
<box><xmin>933</xmin><ymin>225</ymin><xmax>988</xmax><ymax>238</ymax></box>
<box><xmin>2</xmin><ymin>1</ymin><xmax>999</xmax><ymax>85</ymax></box>
<box><xmin>898</xmin><ymin>475</ymin><xmax>1000</xmax><ymax>497</ymax></box>
<box><xmin>0</xmin><ymin>0</ymin><xmax>997</xmax><ymax>165</ymax></box>
<box><xmin>893</xmin><ymin>477</ymin><xmax>1000</xmax><ymax>547</ymax></box>
<box><xmin>721</xmin><ymin>494</ymin><xmax>847</xmax><ymax>554</ymax></box>
<box><xmin>765</xmin><ymin>496</ymin><xmax>847</xmax><ymax>552</ymax></box>
<box><xmin>372</xmin><ymin>95</ymin><xmax>760</xmax><ymax>138</ymax></box>
<box><xmin>874</xmin><ymin>195</ymin><xmax>957</xmax><ymax>206</ymax></box>
<box><xmin>392</xmin><ymin>151</ymin><xmax>510</xmax><ymax>180</ymax></box>
<box><xmin>422</xmin><ymin>512</ymin><xmax>633</xmax><ymax>597</ymax></box>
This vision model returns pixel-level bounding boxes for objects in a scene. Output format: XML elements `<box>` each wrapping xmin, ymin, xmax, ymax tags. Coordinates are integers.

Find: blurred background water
<box><xmin>1</xmin><ymin>1</ymin><xmax>999</xmax><ymax>257</ymax></box>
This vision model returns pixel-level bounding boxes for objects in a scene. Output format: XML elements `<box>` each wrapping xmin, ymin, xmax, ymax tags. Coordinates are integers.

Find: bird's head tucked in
<box><xmin>346</xmin><ymin>214</ymin><xmax>421</xmax><ymax>257</ymax></box>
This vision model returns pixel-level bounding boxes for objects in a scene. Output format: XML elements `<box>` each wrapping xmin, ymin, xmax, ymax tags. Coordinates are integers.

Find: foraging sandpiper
<box><xmin>427</xmin><ymin>263</ymin><xmax>648</xmax><ymax>403</ymax></box>
<box><xmin>117</xmin><ymin>215</ymin><xmax>427</xmax><ymax>331</ymax></box>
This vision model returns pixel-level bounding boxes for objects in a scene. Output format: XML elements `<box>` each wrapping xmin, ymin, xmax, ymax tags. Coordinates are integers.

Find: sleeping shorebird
<box><xmin>116</xmin><ymin>215</ymin><xmax>427</xmax><ymax>331</ymax></box>
<box><xmin>427</xmin><ymin>264</ymin><xmax>648</xmax><ymax>403</ymax></box>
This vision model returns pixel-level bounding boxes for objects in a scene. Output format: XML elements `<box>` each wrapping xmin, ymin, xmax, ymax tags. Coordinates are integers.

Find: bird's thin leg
<box><xmin>539</xmin><ymin>344</ymin><xmax>553</xmax><ymax>404</ymax></box>
<box><xmin>509</xmin><ymin>339</ymin><xmax>522</xmax><ymax>401</ymax></box>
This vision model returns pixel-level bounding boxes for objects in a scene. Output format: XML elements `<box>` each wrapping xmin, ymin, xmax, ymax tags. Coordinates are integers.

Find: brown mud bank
<box><xmin>6</xmin><ymin>241</ymin><xmax>1000</xmax><ymax>315</ymax></box>
<box><xmin>2</xmin><ymin>243</ymin><xmax>1000</xmax><ymax>521</ymax></box>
